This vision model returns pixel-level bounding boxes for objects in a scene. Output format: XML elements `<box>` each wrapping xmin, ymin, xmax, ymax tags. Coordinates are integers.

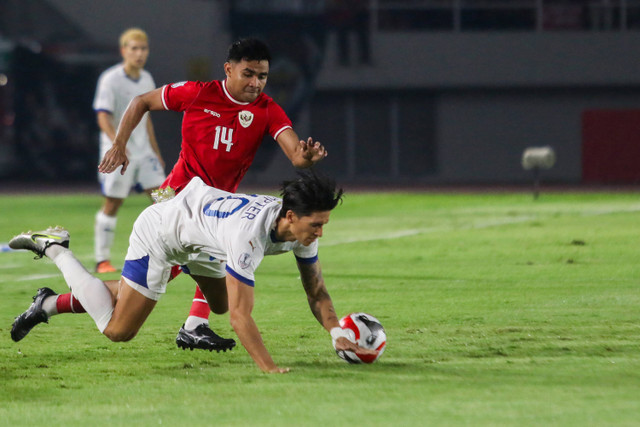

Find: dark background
<box><xmin>2</xmin><ymin>0</ymin><xmax>640</xmax><ymax>189</ymax></box>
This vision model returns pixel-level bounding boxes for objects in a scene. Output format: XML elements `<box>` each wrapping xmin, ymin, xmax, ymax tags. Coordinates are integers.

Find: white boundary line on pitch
<box><xmin>323</xmin><ymin>215</ymin><xmax>537</xmax><ymax>247</ymax></box>
<box><xmin>13</xmin><ymin>273</ymin><xmax>60</xmax><ymax>282</ymax></box>
<box><xmin>323</xmin><ymin>204</ymin><xmax>640</xmax><ymax>247</ymax></box>
<box><xmin>5</xmin><ymin>204</ymin><xmax>640</xmax><ymax>279</ymax></box>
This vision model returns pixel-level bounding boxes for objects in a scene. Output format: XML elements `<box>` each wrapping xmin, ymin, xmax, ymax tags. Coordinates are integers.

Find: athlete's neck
<box><xmin>274</xmin><ymin>217</ymin><xmax>295</xmax><ymax>242</ymax></box>
<box><xmin>123</xmin><ymin>63</ymin><xmax>142</xmax><ymax>80</ymax></box>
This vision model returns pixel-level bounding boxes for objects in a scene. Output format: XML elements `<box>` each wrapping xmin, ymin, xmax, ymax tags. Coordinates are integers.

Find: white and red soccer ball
<box><xmin>335</xmin><ymin>312</ymin><xmax>387</xmax><ymax>364</ymax></box>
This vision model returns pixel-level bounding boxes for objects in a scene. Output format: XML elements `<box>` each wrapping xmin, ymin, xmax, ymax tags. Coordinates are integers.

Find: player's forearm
<box><xmin>311</xmin><ymin>297</ymin><xmax>340</xmax><ymax>332</ymax></box>
<box><xmin>290</xmin><ymin>155</ymin><xmax>314</xmax><ymax>169</ymax></box>
<box><xmin>299</xmin><ymin>263</ymin><xmax>340</xmax><ymax>330</ymax></box>
<box><xmin>229</xmin><ymin>312</ymin><xmax>278</xmax><ymax>372</ymax></box>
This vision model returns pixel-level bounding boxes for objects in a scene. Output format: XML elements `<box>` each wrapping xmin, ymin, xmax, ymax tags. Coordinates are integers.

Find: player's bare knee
<box><xmin>103</xmin><ymin>326</ymin><xmax>136</xmax><ymax>342</ymax></box>
<box><xmin>210</xmin><ymin>302</ymin><xmax>228</xmax><ymax>315</ymax></box>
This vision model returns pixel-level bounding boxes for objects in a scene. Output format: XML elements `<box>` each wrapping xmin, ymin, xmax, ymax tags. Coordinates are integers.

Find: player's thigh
<box><xmin>192</xmin><ymin>275</ymin><xmax>228</xmax><ymax>314</ymax></box>
<box><xmin>104</xmin><ymin>277</ymin><xmax>157</xmax><ymax>342</ymax></box>
<box><xmin>122</xmin><ymin>204</ymin><xmax>173</xmax><ymax>299</ymax></box>
<box><xmin>100</xmin><ymin>165</ymin><xmax>135</xmax><ymax>199</ymax></box>
<box><xmin>137</xmin><ymin>155</ymin><xmax>166</xmax><ymax>191</ymax></box>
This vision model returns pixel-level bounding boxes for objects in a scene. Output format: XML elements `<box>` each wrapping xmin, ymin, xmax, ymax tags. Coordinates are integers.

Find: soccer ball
<box><xmin>335</xmin><ymin>312</ymin><xmax>387</xmax><ymax>364</ymax></box>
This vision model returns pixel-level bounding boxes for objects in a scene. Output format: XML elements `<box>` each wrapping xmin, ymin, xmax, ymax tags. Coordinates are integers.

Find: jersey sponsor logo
<box><xmin>204</xmin><ymin>108</ymin><xmax>221</xmax><ymax>118</ymax></box>
<box><xmin>238</xmin><ymin>110</ymin><xmax>254</xmax><ymax>128</ymax></box>
<box><xmin>238</xmin><ymin>252</ymin><xmax>252</xmax><ymax>269</ymax></box>
<box><xmin>171</xmin><ymin>81</ymin><xmax>187</xmax><ymax>88</ymax></box>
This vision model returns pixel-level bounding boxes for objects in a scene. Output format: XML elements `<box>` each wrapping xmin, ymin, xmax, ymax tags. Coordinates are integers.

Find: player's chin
<box><xmin>243</xmin><ymin>91</ymin><xmax>260</xmax><ymax>102</ymax></box>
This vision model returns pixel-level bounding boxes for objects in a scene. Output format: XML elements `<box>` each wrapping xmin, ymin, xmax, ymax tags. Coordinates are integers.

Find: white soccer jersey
<box><xmin>158</xmin><ymin>177</ymin><xmax>318</xmax><ymax>286</ymax></box>
<box><xmin>93</xmin><ymin>64</ymin><xmax>156</xmax><ymax>160</ymax></box>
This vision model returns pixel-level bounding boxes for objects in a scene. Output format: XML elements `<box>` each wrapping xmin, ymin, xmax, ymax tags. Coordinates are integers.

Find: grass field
<box><xmin>1</xmin><ymin>189</ymin><xmax>639</xmax><ymax>426</ymax></box>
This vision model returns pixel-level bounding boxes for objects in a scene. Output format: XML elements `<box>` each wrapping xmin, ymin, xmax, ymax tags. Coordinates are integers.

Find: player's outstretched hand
<box><xmin>299</xmin><ymin>137</ymin><xmax>328</xmax><ymax>164</ymax></box>
<box><xmin>334</xmin><ymin>336</ymin><xmax>379</xmax><ymax>358</ymax></box>
<box><xmin>98</xmin><ymin>145</ymin><xmax>129</xmax><ymax>175</ymax></box>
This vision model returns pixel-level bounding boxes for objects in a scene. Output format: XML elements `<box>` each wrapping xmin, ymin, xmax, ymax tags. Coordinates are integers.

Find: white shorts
<box><xmin>121</xmin><ymin>204</ymin><xmax>227</xmax><ymax>301</ymax></box>
<box><xmin>99</xmin><ymin>155</ymin><xmax>165</xmax><ymax>199</ymax></box>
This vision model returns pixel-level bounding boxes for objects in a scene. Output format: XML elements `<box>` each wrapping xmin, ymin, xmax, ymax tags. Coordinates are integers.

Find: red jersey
<box><xmin>160</xmin><ymin>79</ymin><xmax>292</xmax><ymax>193</ymax></box>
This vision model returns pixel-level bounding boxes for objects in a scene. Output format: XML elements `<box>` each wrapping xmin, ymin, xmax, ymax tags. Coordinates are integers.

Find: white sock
<box><xmin>50</xmin><ymin>247</ymin><xmax>114</xmax><ymax>332</ymax></box>
<box><xmin>184</xmin><ymin>316</ymin><xmax>208</xmax><ymax>331</ymax></box>
<box><xmin>41</xmin><ymin>244</ymin><xmax>64</xmax><ymax>317</ymax></box>
<box><xmin>95</xmin><ymin>211</ymin><xmax>117</xmax><ymax>263</ymax></box>
<box><xmin>42</xmin><ymin>295</ymin><xmax>59</xmax><ymax>317</ymax></box>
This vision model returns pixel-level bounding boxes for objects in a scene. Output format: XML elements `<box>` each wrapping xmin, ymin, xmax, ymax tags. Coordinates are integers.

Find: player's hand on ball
<box><xmin>334</xmin><ymin>337</ymin><xmax>379</xmax><ymax>357</ymax></box>
<box><xmin>98</xmin><ymin>145</ymin><xmax>130</xmax><ymax>174</ymax></box>
<box><xmin>331</xmin><ymin>326</ymin><xmax>379</xmax><ymax>357</ymax></box>
<box><xmin>299</xmin><ymin>137</ymin><xmax>327</xmax><ymax>163</ymax></box>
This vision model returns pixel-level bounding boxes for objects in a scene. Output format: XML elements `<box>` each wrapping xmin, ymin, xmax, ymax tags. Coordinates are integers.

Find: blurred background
<box><xmin>1</xmin><ymin>0</ymin><xmax>640</xmax><ymax>189</ymax></box>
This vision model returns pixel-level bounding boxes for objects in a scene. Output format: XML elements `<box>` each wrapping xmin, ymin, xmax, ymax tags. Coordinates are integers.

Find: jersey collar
<box><xmin>222</xmin><ymin>79</ymin><xmax>250</xmax><ymax>105</ymax></box>
<box><xmin>270</xmin><ymin>217</ymin><xmax>285</xmax><ymax>243</ymax></box>
<box><xmin>121</xmin><ymin>63</ymin><xmax>142</xmax><ymax>83</ymax></box>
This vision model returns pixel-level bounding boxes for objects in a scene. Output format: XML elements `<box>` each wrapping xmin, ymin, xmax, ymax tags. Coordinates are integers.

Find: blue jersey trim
<box><xmin>122</xmin><ymin>255</ymin><xmax>150</xmax><ymax>288</ymax></box>
<box><xmin>295</xmin><ymin>255</ymin><xmax>318</xmax><ymax>265</ymax></box>
<box><xmin>225</xmin><ymin>265</ymin><xmax>255</xmax><ymax>287</ymax></box>
<box><xmin>94</xmin><ymin>108</ymin><xmax>113</xmax><ymax>115</ymax></box>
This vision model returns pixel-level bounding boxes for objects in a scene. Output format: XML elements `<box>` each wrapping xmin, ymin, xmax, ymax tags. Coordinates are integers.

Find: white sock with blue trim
<box><xmin>49</xmin><ymin>247</ymin><xmax>114</xmax><ymax>332</ymax></box>
<box><xmin>95</xmin><ymin>211</ymin><xmax>117</xmax><ymax>263</ymax></box>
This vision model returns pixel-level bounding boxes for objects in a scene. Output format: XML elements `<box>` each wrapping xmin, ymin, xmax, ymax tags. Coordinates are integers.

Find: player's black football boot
<box><xmin>11</xmin><ymin>287</ymin><xmax>58</xmax><ymax>342</ymax></box>
<box><xmin>176</xmin><ymin>324</ymin><xmax>236</xmax><ymax>352</ymax></box>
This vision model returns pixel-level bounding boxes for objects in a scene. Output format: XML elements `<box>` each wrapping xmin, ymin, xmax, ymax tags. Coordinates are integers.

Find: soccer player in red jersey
<box><xmin>12</xmin><ymin>38</ymin><xmax>327</xmax><ymax>352</ymax></box>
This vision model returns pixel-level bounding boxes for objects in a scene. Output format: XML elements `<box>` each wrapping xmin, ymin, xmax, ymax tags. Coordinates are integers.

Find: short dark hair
<box><xmin>279</xmin><ymin>170</ymin><xmax>344</xmax><ymax>218</ymax></box>
<box><xmin>226</xmin><ymin>38</ymin><xmax>271</xmax><ymax>63</ymax></box>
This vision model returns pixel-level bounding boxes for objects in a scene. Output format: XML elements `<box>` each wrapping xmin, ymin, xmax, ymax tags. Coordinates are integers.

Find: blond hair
<box><xmin>119</xmin><ymin>28</ymin><xmax>148</xmax><ymax>48</ymax></box>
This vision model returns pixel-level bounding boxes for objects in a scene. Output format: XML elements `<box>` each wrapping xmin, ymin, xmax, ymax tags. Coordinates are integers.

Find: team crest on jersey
<box><xmin>239</xmin><ymin>110</ymin><xmax>254</xmax><ymax>128</ymax></box>
<box><xmin>238</xmin><ymin>252</ymin><xmax>252</xmax><ymax>269</ymax></box>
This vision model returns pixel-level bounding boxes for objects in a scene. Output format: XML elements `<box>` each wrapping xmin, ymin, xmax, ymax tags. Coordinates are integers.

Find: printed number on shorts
<box><xmin>214</xmin><ymin>126</ymin><xmax>234</xmax><ymax>152</ymax></box>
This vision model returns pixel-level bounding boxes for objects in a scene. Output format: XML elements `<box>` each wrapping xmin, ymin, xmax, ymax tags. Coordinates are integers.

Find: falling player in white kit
<box><xmin>8</xmin><ymin>171</ymin><xmax>376</xmax><ymax>373</ymax></box>
<box><xmin>93</xmin><ymin>28</ymin><xmax>166</xmax><ymax>274</ymax></box>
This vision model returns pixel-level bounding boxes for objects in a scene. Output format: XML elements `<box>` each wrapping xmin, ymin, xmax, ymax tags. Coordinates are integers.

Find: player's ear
<box><xmin>223</xmin><ymin>62</ymin><xmax>232</xmax><ymax>77</ymax></box>
<box><xmin>285</xmin><ymin>210</ymin><xmax>297</xmax><ymax>223</ymax></box>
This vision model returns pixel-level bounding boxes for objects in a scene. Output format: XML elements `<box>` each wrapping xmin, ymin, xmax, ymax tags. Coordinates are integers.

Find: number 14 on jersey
<box><xmin>214</xmin><ymin>126</ymin><xmax>234</xmax><ymax>152</ymax></box>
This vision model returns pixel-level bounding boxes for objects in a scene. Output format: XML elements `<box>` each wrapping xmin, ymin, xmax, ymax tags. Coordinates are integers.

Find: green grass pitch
<box><xmin>1</xmin><ymin>189</ymin><xmax>639</xmax><ymax>426</ymax></box>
